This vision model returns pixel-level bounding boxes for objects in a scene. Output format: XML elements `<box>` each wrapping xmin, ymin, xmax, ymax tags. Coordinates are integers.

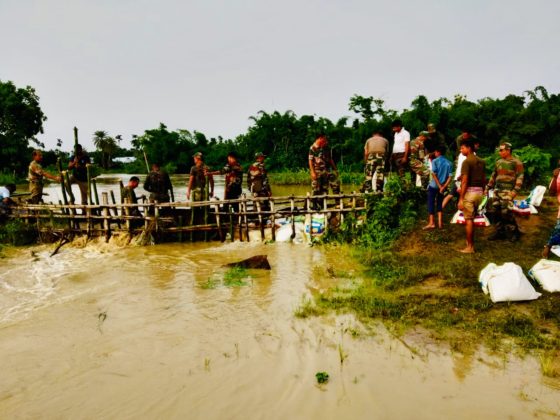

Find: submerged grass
<box><xmin>298</xmin><ymin>194</ymin><xmax>560</xmax><ymax>371</ymax></box>
<box><xmin>223</xmin><ymin>267</ymin><xmax>251</xmax><ymax>287</ymax></box>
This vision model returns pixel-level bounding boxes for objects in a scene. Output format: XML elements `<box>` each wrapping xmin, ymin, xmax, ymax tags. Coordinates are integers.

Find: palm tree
<box><xmin>93</xmin><ymin>130</ymin><xmax>118</xmax><ymax>169</ymax></box>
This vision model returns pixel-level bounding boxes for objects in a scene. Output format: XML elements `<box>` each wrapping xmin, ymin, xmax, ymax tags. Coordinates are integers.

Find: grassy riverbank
<box><xmin>296</xmin><ymin>192</ymin><xmax>560</xmax><ymax>376</ymax></box>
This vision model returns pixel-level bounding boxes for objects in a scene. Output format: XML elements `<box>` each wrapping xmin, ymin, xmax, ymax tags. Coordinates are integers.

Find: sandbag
<box><xmin>529</xmin><ymin>185</ymin><xmax>546</xmax><ymax>207</ymax></box>
<box><xmin>479</xmin><ymin>262</ymin><xmax>541</xmax><ymax>303</ymax></box>
<box><xmin>528</xmin><ymin>259</ymin><xmax>560</xmax><ymax>292</ymax></box>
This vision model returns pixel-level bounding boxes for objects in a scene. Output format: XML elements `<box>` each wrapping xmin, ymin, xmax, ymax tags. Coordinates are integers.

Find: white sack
<box><xmin>479</xmin><ymin>262</ymin><xmax>541</xmax><ymax>303</ymax></box>
<box><xmin>529</xmin><ymin>259</ymin><xmax>560</xmax><ymax>293</ymax></box>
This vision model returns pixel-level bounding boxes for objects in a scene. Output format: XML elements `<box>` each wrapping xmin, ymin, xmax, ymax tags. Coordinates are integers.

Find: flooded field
<box><xmin>1</xmin><ymin>240</ymin><xmax>559</xmax><ymax>419</ymax></box>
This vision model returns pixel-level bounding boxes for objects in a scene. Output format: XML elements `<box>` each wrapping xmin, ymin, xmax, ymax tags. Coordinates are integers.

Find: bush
<box><xmin>326</xmin><ymin>175</ymin><xmax>424</xmax><ymax>248</ymax></box>
<box><xmin>0</xmin><ymin>219</ymin><xmax>38</xmax><ymax>246</ymax></box>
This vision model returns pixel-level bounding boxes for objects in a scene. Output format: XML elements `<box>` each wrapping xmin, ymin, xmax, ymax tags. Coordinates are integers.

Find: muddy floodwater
<box><xmin>1</xmin><ymin>239</ymin><xmax>559</xmax><ymax>418</ymax></box>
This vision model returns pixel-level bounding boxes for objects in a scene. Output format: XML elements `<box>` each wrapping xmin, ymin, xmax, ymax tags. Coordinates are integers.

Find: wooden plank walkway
<box><xmin>8</xmin><ymin>192</ymin><xmax>369</xmax><ymax>243</ymax></box>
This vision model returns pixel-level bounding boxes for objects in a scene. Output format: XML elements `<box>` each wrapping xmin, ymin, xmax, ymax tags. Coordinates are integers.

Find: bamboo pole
<box><xmin>256</xmin><ymin>200</ymin><xmax>264</xmax><ymax>241</ymax></box>
<box><xmin>86</xmin><ymin>165</ymin><xmax>93</xmax><ymax>205</ymax></box>
<box><xmin>229</xmin><ymin>206</ymin><xmax>234</xmax><ymax>242</ymax></box>
<box><xmin>110</xmin><ymin>190</ymin><xmax>121</xmax><ymax>229</ymax></box>
<box><xmin>290</xmin><ymin>195</ymin><xmax>296</xmax><ymax>239</ymax></box>
<box><xmin>124</xmin><ymin>198</ymin><xmax>131</xmax><ymax>232</ymax></box>
<box><xmin>214</xmin><ymin>201</ymin><xmax>223</xmax><ymax>242</ymax></box>
<box><xmin>102</xmin><ymin>192</ymin><xmax>110</xmax><ymax>240</ymax></box>
<box><xmin>92</xmin><ymin>179</ymin><xmax>100</xmax><ymax>205</ymax></box>
<box><xmin>63</xmin><ymin>171</ymin><xmax>76</xmax><ymax>205</ymax></box>
<box><xmin>242</xmin><ymin>194</ymin><xmax>249</xmax><ymax>242</ymax></box>
<box><xmin>270</xmin><ymin>199</ymin><xmax>276</xmax><ymax>241</ymax></box>
<box><xmin>178</xmin><ymin>215</ymin><xmax>183</xmax><ymax>242</ymax></box>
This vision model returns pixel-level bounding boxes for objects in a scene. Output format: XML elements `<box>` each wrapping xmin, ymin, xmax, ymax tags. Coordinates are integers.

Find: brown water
<box><xmin>1</xmin><ymin>240</ymin><xmax>559</xmax><ymax>419</ymax></box>
<box><xmin>39</xmin><ymin>174</ymin><xmax>359</xmax><ymax>204</ymax></box>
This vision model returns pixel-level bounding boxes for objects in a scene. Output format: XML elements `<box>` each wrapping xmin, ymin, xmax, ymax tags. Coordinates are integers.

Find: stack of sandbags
<box><xmin>529</xmin><ymin>259</ymin><xmax>560</xmax><ymax>293</ymax></box>
<box><xmin>479</xmin><ymin>262</ymin><xmax>541</xmax><ymax>303</ymax></box>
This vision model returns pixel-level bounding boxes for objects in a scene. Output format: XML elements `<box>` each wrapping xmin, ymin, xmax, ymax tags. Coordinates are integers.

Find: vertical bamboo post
<box><xmin>290</xmin><ymin>195</ymin><xmax>296</xmax><ymax>239</ymax></box>
<box><xmin>229</xmin><ymin>206</ymin><xmax>234</xmax><ymax>242</ymax></box>
<box><xmin>102</xmin><ymin>192</ymin><xmax>110</xmax><ymax>240</ymax></box>
<box><xmin>189</xmin><ymin>201</ymin><xmax>195</xmax><ymax>242</ymax></box>
<box><xmin>204</xmin><ymin>177</ymin><xmax>209</xmax><ymax>242</ymax></box>
<box><xmin>256</xmin><ymin>200</ymin><xmax>264</xmax><ymax>241</ymax></box>
<box><xmin>124</xmin><ymin>198</ymin><xmax>131</xmax><ymax>232</ymax></box>
<box><xmin>270</xmin><ymin>199</ymin><xmax>276</xmax><ymax>242</ymax></box>
<box><xmin>306</xmin><ymin>192</ymin><xmax>311</xmax><ymax>213</ymax></box>
<box><xmin>86</xmin><ymin>165</ymin><xmax>93</xmax><ymax>205</ymax></box>
<box><xmin>63</xmin><ymin>171</ymin><xmax>75</xmax><ymax>205</ymax></box>
<box><xmin>242</xmin><ymin>194</ymin><xmax>249</xmax><ymax>242</ymax></box>
<box><xmin>119</xmin><ymin>180</ymin><xmax>125</xmax><ymax>202</ymax></box>
<box><xmin>92</xmin><ymin>179</ymin><xmax>100</xmax><ymax>205</ymax></box>
<box><xmin>154</xmin><ymin>203</ymin><xmax>159</xmax><ymax>233</ymax></box>
<box><xmin>215</xmin><ymin>202</ymin><xmax>223</xmax><ymax>242</ymax></box>
<box><xmin>56</xmin><ymin>158</ymin><xmax>69</xmax><ymax>209</ymax></box>
<box><xmin>109</xmin><ymin>190</ymin><xmax>121</xmax><ymax>229</ymax></box>
<box><xmin>238</xmin><ymin>198</ymin><xmax>243</xmax><ymax>242</ymax></box>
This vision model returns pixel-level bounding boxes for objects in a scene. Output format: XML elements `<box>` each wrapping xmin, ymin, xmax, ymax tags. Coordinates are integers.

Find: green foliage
<box><xmin>0</xmin><ymin>80</ymin><xmax>46</xmax><ymax>175</ymax></box>
<box><xmin>0</xmin><ymin>219</ymin><xmax>38</xmax><ymax>246</ymax></box>
<box><xmin>514</xmin><ymin>145</ymin><xmax>551</xmax><ymax>186</ymax></box>
<box><xmin>327</xmin><ymin>175</ymin><xmax>423</xmax><ymax>248</ymax></box>
<box><xmin>223</xmin><ymin>267</ymin><xmax>250</xmax><ymax>287</ymax></box>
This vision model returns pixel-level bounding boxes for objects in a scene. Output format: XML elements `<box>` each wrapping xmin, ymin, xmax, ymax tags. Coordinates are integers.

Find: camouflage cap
<box><xmin>193</xmin><ymin>152</ymin><xmax>203</xmax><ymax>158</ymax></box>
<box><xmin>419</xmin><ymin>130</ymin><xmax>430</xmax><ymax>137</ymax></box>
<box><xmin>499</xmin><ymin>141</ymin><xmax>512</xmax><ymax>150</ymax></box>
<box><xmin>255</xmin><ymin>152</ymin><xmax>266</xmax><ymax>158</ymax></box>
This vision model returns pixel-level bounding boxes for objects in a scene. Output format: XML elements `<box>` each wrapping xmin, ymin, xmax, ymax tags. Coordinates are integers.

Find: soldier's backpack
<box><xmin>549</xmin><ymin>168</ymin><xmax>559</xmax><ymax>197</ymax></box>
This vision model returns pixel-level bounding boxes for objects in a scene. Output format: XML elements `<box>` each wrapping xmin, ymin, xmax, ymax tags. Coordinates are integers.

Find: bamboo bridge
<box><xmin>8</xmin><ymin>192</ymin><xmax>368</xmax><ymax>243</ymax></box>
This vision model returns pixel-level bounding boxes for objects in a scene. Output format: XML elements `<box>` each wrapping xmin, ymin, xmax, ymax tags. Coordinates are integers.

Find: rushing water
<box><xmin>0</xmin><ymin>239</ymin><xmax>559</xmax><ymax>419</ymax></box>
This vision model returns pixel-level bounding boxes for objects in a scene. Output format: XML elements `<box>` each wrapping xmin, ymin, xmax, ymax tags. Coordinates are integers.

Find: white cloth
<box><xmin>0</xmin><ymin>186</ymin><xmax>11</xmax><ymax>200</ymax></box>
<box><xmin>392</xmin><ymin>128</ymin><xmax>410</xmax><ymax>154</ymax></box>
<box><xmin>454</xmin><ymin>153</ymin><xmax>467</xmax><ymax>181</ymax></box>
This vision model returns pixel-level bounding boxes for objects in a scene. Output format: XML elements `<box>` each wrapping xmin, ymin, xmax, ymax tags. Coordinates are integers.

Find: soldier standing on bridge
<box><xmin>187</xmin><ymin>152</ymin><xmax>214</xmax><ymax>202</ymax></box>
<box><xmin>206</xmin><ymin>152</ymin><xmax>244</xmax><ymax>213</ymax></box>
<box><xmin>247</xmin><ymin>152</ymin><xmax>271</xmax><ymax>198</ymax></box>
<box><xmin>67</xmin><ymin>144</ymin><xmax>91</xmax><ymax>205</ymax></box>
<box><xmin>485</xmin><ymin>141</ymin><xmax>524</xmax><ymax>241</ymax></box>
<box><xmin>28</xmin><ymin>150</ymin><xmax>61</xmax><ymax>204</ymax></box>
<box><xmin>309</xmin><ymin>134</ymin><xmax>340</xmax><ymax>209</ymax></box>
<box><xmin>143</xmin><ymin>162</ymin><xmax>173</xmax><ymax>203</ymax></box>
<box><xmin>361</xmin><ymin>131</ymin><xmax>388</xmax><ymax>193</ymax></box>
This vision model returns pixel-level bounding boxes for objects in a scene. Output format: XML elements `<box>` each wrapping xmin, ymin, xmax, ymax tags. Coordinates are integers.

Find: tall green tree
<box><xmin>0</xmin><ymin>80</ymin><xmax>47</xmax><ymax>174</ymax></box>
<box><xmin>93</xmin><ymin>130</ymin><xmax>118</xmax><ymax>169</ymax></box>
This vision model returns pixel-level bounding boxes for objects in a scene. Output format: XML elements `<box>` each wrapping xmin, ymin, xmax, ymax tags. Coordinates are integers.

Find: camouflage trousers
<box><xmin>191</xmin><ymin>187</ymin><xmax>207</xmax><ymax>202</ymax></box>
<box><xmin>362</xmin><ymin>153</ymin><xmax>385</xmax><ymax>193</ymax></box>
<box><xmin>409</xmin><ymin>158</ymin><xmax>430</xmax><ymax>187</ymax></box>
<box><xmin>28</xmin><ymin>181</ymin><xmax>43</xmax><ymax>204</ymax></box>
<box><xmin>311</xmin><ymin>171</ymin><xmax>340</xmax><ymax>196</ymax></box>
<box><xmin>489</xmin><ymin>189</ymin><xmax>519</xmax><ymax>240</ymax></box>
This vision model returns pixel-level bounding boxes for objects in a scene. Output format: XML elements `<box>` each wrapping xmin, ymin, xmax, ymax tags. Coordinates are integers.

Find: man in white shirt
<box><xmin>390</xmin><ymin>119</ymin><xmax>410</xmax><ymax>177</ymax></box>
<box><xmin>0</xmin><ymin>183</ymin><xmax>16</xmax><ymax>217</ymax></box>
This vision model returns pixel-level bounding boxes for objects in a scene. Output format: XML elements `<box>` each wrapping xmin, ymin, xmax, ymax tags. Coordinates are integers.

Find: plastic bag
<box><xmin>528</xmin><ymin>259</ymin><xmax>560</xmax><ymax>292</ymax></box>
<box><xmin>479</xmin><ymin>262</ymin><xmax>541</xmax><ymax>303</ymax></box>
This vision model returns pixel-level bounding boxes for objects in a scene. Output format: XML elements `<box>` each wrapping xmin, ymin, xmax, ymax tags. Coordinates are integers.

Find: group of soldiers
<box><xmin>10</xmin><ymin>127</ymin><xmax>525</xmax><ymax>246</ymax></box>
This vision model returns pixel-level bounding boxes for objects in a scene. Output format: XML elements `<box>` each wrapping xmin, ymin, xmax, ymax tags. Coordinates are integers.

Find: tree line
<box><xmin>2</xmin><ymin>78</ymin><xmax>559</xmax><ymax>179</ymax></box>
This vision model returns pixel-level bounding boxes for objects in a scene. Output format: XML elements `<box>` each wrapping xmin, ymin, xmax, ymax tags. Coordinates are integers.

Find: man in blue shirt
<box><xmin>424</xmin><ymin>145</ymin><xmax>453</xmax><ymax>229</ymax></box>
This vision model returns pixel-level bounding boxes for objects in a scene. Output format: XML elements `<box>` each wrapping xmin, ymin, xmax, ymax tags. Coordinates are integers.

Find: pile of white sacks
<box><xmin>479</xmin><ymin>260</ymin><xmax>560</xmax><ymax>302</ymax></box>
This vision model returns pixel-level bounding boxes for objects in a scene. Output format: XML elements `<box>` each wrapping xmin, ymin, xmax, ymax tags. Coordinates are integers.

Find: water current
<box><xmin>1</xmin><ymin>176</ymin><xmax>559</xmax><ymax>418</ymax></box>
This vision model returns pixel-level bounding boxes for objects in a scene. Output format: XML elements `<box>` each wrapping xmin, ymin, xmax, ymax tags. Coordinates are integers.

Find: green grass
<box><xmin>268</xmin><ymin>169</ymin><xmax>364</xmax><ymax>186</ymax></box>
<box><xmin>297</xmin><ymin>195</ymin><xmax>560</xmax><ymax>368</ymax></box>
<box><xmin>223</xmin><ymin>267</ymin><xmax>251</xmax><ymax>287</ymax></box>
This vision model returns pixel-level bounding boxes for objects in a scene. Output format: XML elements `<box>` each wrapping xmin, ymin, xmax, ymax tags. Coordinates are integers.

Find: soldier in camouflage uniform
<box><xmin>206</xmin><ymin>152</ymin><xmax>244</xmax><ymax>213</ymax></box>
<box><xmin>409</xmin><ymin>131</ymin><xmax>431</xmax><ymax>187</ymax></box>
<box><xmin>485</xmin><ymin>141</ymin><xmax>524</xmax><ymax>241</ymax></box>
<box><xmin>187</xmin><ymin>152</ymin><xmax>214</xmax><ymax>202</ymax></box>
<box><xmin>28</xmin><ymin>150</ymin><xmax>60</xmax><ymax>204</ymax></box>
<box><xmin>121</xmin><ymin>176</ymin><xmax>143</xmax><ymax>217</ymax></box>
<box><xmin>143</xmin><ymin>163</ymin><xmax>173</xmax><ymax>203</ymax></box>
<box><xmin>308</xmin><ymin>135</ymin><xmax>340</xmax><ymax>206</ymax></box>
<box><xmin>247</xmin><ymin>152</ymin><xmax>271</xmax><ymax>197</ymax></box>
<box><xmin>361</xmin><ymin>132</ymin><xmax>388</xmax><ymax>193</ymax></box>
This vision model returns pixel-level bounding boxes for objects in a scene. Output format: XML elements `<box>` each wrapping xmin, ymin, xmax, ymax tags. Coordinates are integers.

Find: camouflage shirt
<box><xmin>488</xmin><ymin>157</ymin><xmax>524</xmax><ymax>192</ymax></box>
<box><xmin>308</xmin><ymin>144</ymin><xmax>334</xmax><ymax>172</ymax></box>
<box><xmin>143</xmin><ymin>170</ymin><xmax>172</xmax><ymax>196</ymax></box>
<box><xmin>409</xmin><ymin>138</ymin><xmax>427</xmax><ymax>161</ymax></box>
<box><xmin>28</xmin><ymin>161</ymin><xmax>46</xmax><ymax>183</ymax></box>
<box><xmin>189</xmin><ymin>164</ymin><xmax>210</xmax><ymax>190</ymax></box>
<box><xmin>247</xmin><ymin>161</ymin><xmax>270</xmax><ymax>194</ymax></box>
<box><xmin>219</xmin><ymin>162</ymin><xmax>243</xmax><ymax>191</ymax></box>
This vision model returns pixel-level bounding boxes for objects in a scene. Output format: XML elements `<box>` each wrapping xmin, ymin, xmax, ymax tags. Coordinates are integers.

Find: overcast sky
<box><xmin>2</xmin><ymin>0</ymin><xmax>559</xmax><ymax>151</ymax></box>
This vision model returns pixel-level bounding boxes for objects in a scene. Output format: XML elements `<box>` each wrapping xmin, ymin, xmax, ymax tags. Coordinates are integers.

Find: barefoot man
<box><xmin>458</xmin><ymin>138</ymin><xmax>486</xmax><ymax>253</ymax></box>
